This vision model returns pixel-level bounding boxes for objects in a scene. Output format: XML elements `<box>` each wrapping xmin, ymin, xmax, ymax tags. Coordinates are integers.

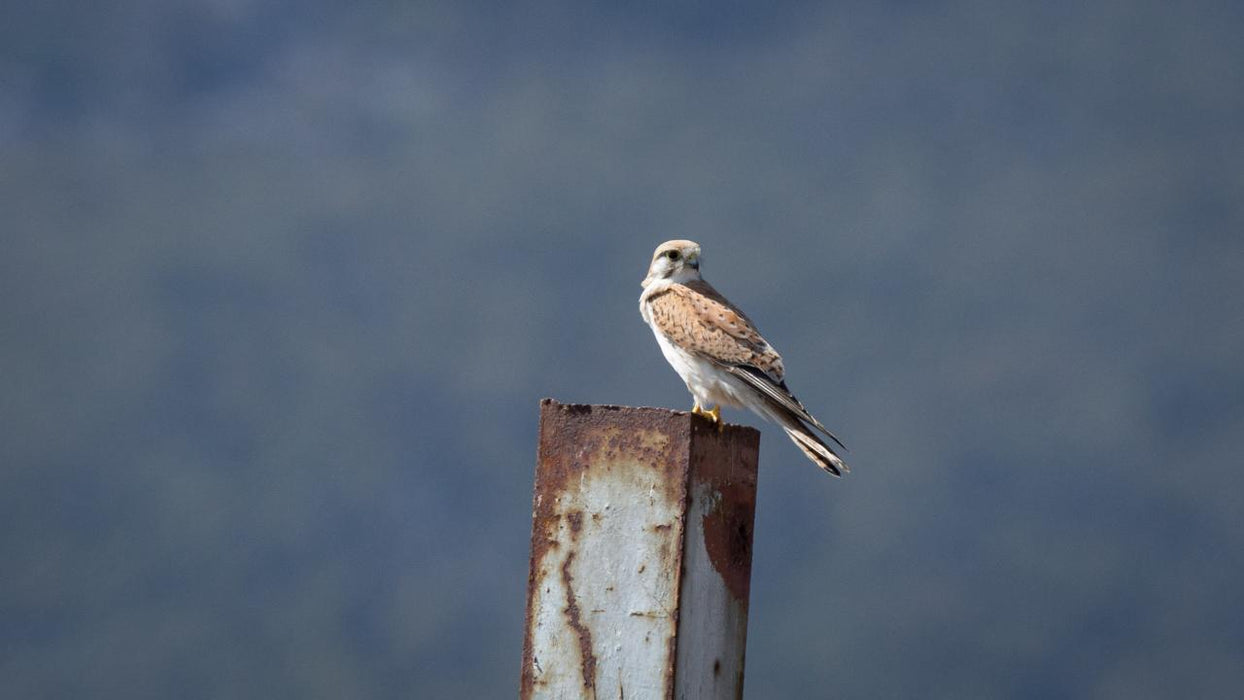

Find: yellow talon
<box><xmin>706</xmin><ymin>405</ymin><xmax>722</xmax><ymax>429</ymax></box>
<box><xmin>690</xmin><ymin>402</ymin><xmax>722</xmax><ymax>430</ymax></box>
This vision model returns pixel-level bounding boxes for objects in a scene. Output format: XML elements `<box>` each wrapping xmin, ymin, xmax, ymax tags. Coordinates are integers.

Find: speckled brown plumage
<box><xmin>645</xmin><ymin>280</ymin><xmax>786</xmax><ymax>383</ymax></box>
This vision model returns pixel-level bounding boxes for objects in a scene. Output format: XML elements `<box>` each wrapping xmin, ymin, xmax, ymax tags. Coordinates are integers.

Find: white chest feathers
<box><xmin>646</xmin><ymin>323</ymin><xmax>748</xmax><ymax>409</ymax></box>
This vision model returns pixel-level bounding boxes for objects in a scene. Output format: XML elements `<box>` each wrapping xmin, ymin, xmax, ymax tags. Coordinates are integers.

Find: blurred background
<box><xmin>3</xmin><ymin>1</ymin><xmax>1242</xmax><ymax>697</ymax></box>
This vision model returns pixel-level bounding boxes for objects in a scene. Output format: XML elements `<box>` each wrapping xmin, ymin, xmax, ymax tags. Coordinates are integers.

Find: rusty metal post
<box><xmin>521</xmin><ymin>399</ymin><xmax>760</xmax><ymax>700</ymax></box>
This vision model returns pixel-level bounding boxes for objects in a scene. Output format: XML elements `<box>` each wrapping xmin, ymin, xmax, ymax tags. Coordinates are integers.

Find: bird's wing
<box><xmin>645</xmin><ymin>280</ymin><xmax>785</xmax><ymax>380</ymax></box>
<box><xmin>722</xmin><ymin>365</ymin><xmax>847</xmax><ymax>450</ymax></box>
<box><xmin>646</xmin><ymin>281</ymin><xmax>845</xmax><ymax>450</ymax></box>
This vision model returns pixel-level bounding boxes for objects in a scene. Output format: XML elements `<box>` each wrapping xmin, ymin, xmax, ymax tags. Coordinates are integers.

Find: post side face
<box><xmin>674</xmin><ymin>422</ymin><xmax>760</xmax><ymax>700</ymax></box>
<box><xmin>522</xmin><ymin>401</ymin><xmax>694</xmax><ymax>700</ymax></box>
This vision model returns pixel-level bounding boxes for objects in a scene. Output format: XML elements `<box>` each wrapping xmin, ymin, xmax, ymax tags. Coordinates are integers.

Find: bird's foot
<box><xmin>706</xmin><ymin>404</ymin><xmax>722</xmax><ymax>431</ymax></box>
<box><xmin>690</xmin><ymin>402</ymin><xmax>722</xmax><ymax>430</ymax></box>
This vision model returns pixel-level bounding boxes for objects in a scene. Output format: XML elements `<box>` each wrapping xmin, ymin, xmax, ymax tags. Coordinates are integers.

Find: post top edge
<box><xmin>539</xmin><ymin>398</ymin><xmax>760</xmax><ymax>437</ymax></box>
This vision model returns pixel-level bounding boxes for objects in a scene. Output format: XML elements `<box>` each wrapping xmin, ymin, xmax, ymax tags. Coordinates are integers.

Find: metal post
<box><xmin>521</xmin><ymin>399</ymin><xmax>760</xmax><ymax>700</ymax></box>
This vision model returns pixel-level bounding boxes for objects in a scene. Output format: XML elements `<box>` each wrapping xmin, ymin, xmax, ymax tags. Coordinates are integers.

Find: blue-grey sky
<box><xmin>3</xmin><ymin>1</ymin><xmax>1243</xmax><ymax>697</ymax></box>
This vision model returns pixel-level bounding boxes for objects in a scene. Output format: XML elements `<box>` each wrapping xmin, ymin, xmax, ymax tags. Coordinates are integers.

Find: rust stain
<box><xmin>566</xmin><ymin>510</ymin><xmax>584</xmax><ymax>536</ymax></box>
<box><xmin>534</xmin><ymin>400</ymin><xmax>688</xmax><ymax>496</ymax></box>
<box><xmin>700</xmin><ymin>488</ymin><xmax>755</xmax><ymax>603</ymax></box>
<box><xmin>692</xmin><ymin>420</ymin><xmax>760</xmax><ymax>606</ymax></box>
<box><xmin>663</xmin><ymin>610</ymin><xmax>680</xmax><ymax>698</ymax></box>
<box><xmin>561</xmin><ymin>550</ymin><xmax>597</xmax><ymax>695</ymax></box>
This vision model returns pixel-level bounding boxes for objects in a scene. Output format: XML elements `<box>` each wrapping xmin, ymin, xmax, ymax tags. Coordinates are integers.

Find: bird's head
<box><xmin>642</xmin><ymin>240</ymin><xmax>702</xmax><ymax>287</ymax></box>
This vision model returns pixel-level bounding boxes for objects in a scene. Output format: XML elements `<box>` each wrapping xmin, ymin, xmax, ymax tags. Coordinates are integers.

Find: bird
<box><xmin>639</xmin><ymin>239</ymin><xmax>849</xmax><ymax>476</ymax></box>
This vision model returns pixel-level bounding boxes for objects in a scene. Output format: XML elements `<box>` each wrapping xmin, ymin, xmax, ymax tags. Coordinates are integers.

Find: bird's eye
<box><xmin>666</xmin><ymin>250</ymin><xmax>680</xmax><ymax>260</ymax></box>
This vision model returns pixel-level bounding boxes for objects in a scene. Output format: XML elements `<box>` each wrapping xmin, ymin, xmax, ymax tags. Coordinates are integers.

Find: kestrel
<box><xmin>639</xmin><ymin>240</ymin><xmax>849</xmax><ymax>476</ymax></box>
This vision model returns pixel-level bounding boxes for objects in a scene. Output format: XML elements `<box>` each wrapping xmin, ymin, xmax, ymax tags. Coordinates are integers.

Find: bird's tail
<box><xmin>783</xmin><ymin>423</ymin><xmax>849</xmax><ymax>477</ymax></box>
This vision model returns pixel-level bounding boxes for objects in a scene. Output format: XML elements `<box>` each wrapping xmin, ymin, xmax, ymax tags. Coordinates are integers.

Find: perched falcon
<box><xmin>639</xmin><ymin>240</ymin><xmax>849</xmax><ymax>476</ymax></box>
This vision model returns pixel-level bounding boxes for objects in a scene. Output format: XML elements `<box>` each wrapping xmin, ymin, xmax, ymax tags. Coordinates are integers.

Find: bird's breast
<box><xmin>648</xmin><ymin>327</ymin><xmax>746</xmax><ymax>409</ymax></box>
